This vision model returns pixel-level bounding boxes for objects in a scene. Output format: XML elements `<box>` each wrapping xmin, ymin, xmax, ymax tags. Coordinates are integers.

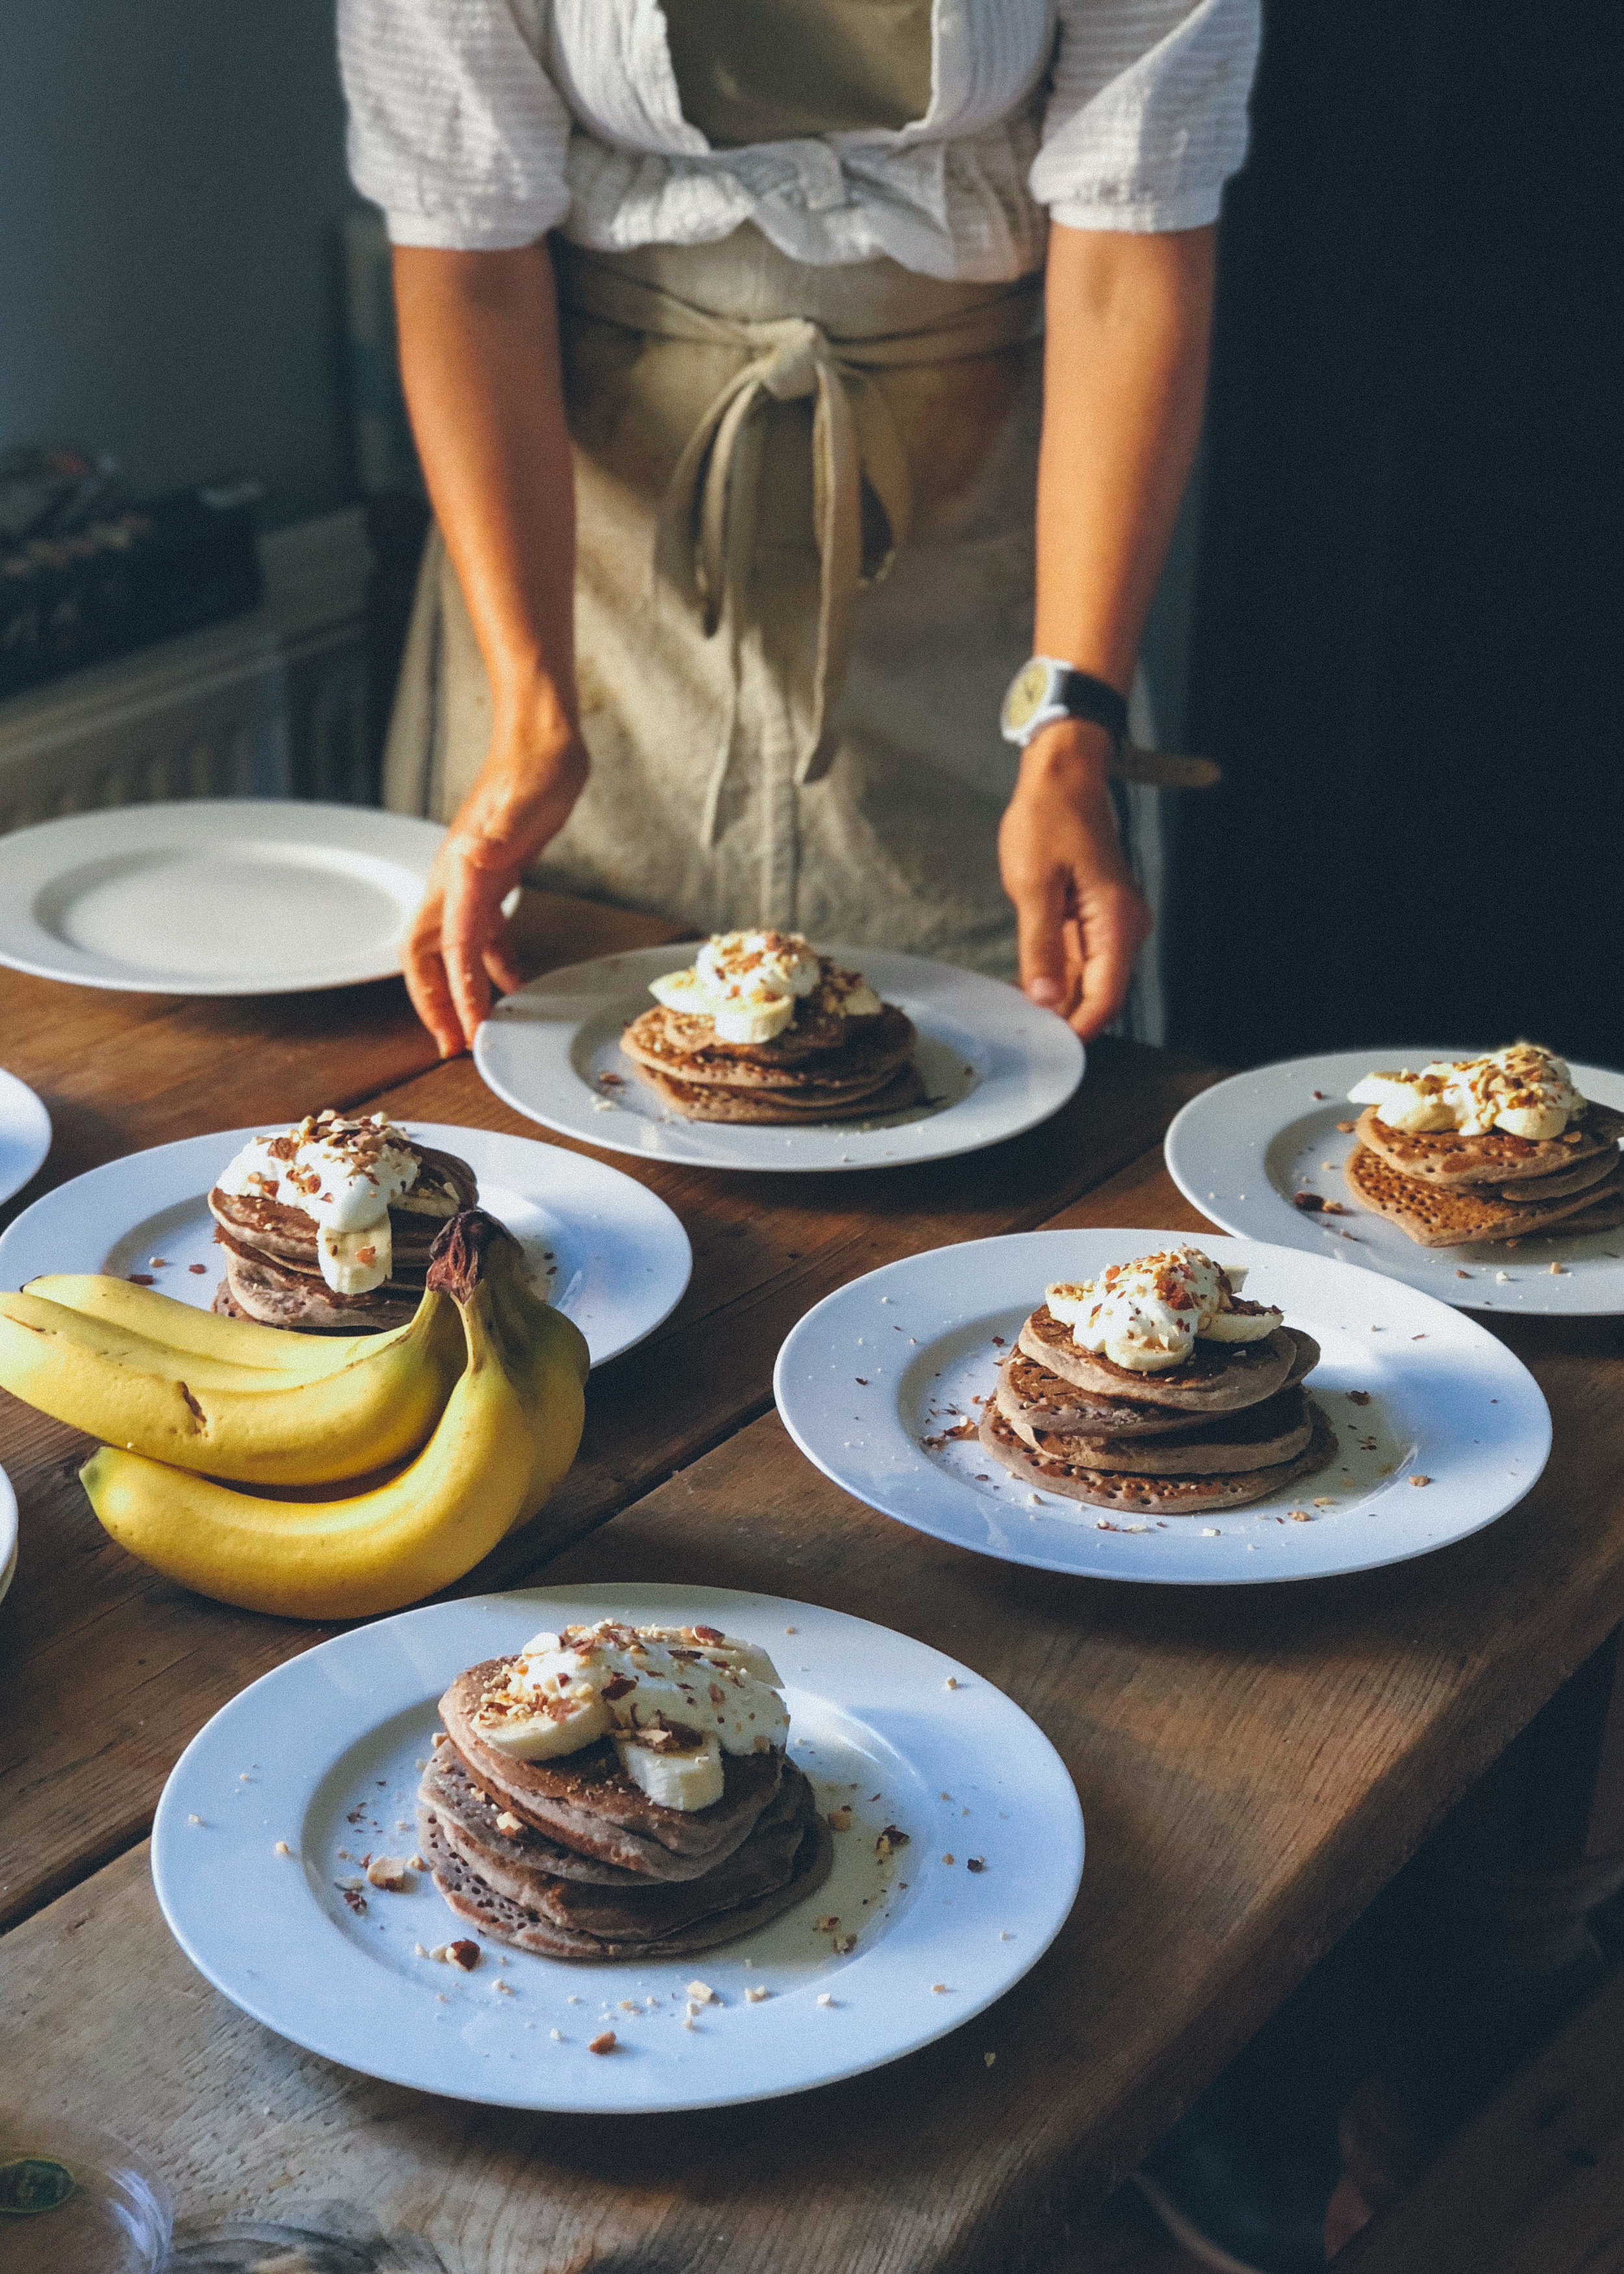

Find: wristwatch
<box><xmin>999</xmin><ymin>657</ymin><xmax>1128</xmax><ymax>750</ymax></box>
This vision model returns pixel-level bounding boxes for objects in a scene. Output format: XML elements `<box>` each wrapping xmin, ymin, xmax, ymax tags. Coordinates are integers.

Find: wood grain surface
<box><xmin>6</xmin><ymin>891</ymin><xmax>1624</xmax><ymax>2274</ymax></box>
<box><xmin>0</xmin><ymin>971</ymin><xmax>1218</xmax><ymax>1930</ymax></box>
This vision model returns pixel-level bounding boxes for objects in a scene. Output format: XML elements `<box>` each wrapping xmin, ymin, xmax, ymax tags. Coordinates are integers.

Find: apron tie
<box><xmin>558</xmin><ymin>252</ymin><xmax>1041</xmax><ymax>846</ymax></box>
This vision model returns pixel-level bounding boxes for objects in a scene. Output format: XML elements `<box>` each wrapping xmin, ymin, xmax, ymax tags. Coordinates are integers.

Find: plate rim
<box><xmin>474</xmin><ymin>941</ymin><xmax>1085</xmax><ymax>1176</ymax></box>
<box><xmin>0</xmin><ymin>1118</ymin><xmax>692</xmax><ymax>1369</ymax></box>
<box><xmin>1165</xmin><ymin>1048</ymin><xmax>1624</xmax><ymax>1316</ymax></box>
<box><xmin>149</xmin><ymin>1581</ymin><xmax>1084</xmax><ymax>2114</ymax></box>
<box><xmin>0</xmin><ymin>799</ymin><xmax>447</xmax><ymax>996</ymax></box>
<box><xmin>0</xmin><ymin>1065</ymin><xmax>52</xmax><ymax>1207</ymax></box>
<box><xmin>772</xmin><ymin>1226</ymin><xmax>1552</xmax><ymax>1587</ymax></box>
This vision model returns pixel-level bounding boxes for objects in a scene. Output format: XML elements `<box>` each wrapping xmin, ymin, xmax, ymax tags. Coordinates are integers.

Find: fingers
<box><xmin>483</xmin><ymin>939</ymin><xmax>529</xmax><ymax>999</ymax></box>
<box><xmin>1070</xmin><ymin>888</ymin><xmax>1152</xmax><ymax>1041</ymax></box>
<box><xmin>401</xmin><ymin>897</ymin><xmax>464</xmax><ymax>1059</ymax></box>
<box><xmin>1010</xmin><ymin>859</ymin><xmax>1073</xmax><ymax>1011</ymax></box>
<box><xmin>440</xmin><ymin>857</ymin><xmax>507</xmax><ymax>1049</ymax></box>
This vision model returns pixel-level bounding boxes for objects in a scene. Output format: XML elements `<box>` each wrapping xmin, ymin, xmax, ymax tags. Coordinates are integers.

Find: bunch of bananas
<box><xmin>0</xmin><ymin>1210</ymin><xmax>587</xmax><ymax>1620</ymax></box>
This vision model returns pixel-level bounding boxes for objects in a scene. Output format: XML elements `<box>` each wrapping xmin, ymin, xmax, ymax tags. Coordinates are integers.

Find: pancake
<box><xmin>979</xmin><ymin>1398</ymin><xmax>1338</xmax><ymax>1514</ymax></box>
<box><xmin>207</xmin><ymin>1143</ymin><xmax>477</xmax><ymax>1269</ymax></box>
<box><xmin>212</xmin><ymin>1236</ymin><xmax>424</xmax><ymax>1334</ymax></box>
<box><xmin>422</xmin><ymin>1745</ymin><xmax>811</xmax><ymax>1910</ymax></box>
<box><xmin>996</xmin><ymin>1328</ymin><xmax>1321</xmax><ymax>1447</ymax></box>
<box><xmin>625</xmin><ymin>984</ymin><xmax>911</xmax><ymax>1068</ymax></box>
<box><xmin>1345</xmin><ymin>1146</ymin><xmax>1623</xmax><ymax>1247</ymax></box>
<box><xmin>418</xmin><ymin>1776</ymin><xmax>833</xmax><ymax>1961</ymax></box>
<box><xmin>1013</xmin><ymin>1384</ymin><xmax>1313</xmax><ymax>1476</ymax></box>
<box><xmin>1481</xmin><ymin>1145</ymin><xmax>1621</xmax><ymax>1202</ymax></box>
<box><xmin>621</xmin><ymin>1003</ymin><xmax>915</xmax><ymax>1089</ymax></box>
<box><xmin>1353</xmin><ymin>1102</ymin><xmax>1623</xmax><ymax>1187</ymax></box>
<box><xmin>1016</xmin><ymin>1308</ymin><xmax>1296</xmax><ymax>1413</ymax></box>
<box><xmin>635</xmin><ymin>1060</ymin><xmax>925</xmax><ymax>1125</ymax></box>
<box><xmin>439</xmin><ymin>1660</ymin><xmax>783</xmax><ymax>1878</ymax></box>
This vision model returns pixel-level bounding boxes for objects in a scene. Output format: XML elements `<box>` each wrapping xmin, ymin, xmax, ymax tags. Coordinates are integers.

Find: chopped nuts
<box><xmin>832</xmin><ymin>1933</ymin><xmax>857</xmax><ymax>1956</ymax></box>
<box><xmin>815</xmin><ymin>1915</ymin><xmax>840</xmax><ymax>1934</ymax></box>
<box><xmin>817</xmin><ymin>1993</ymin><xmax>835</xmax><ymax>2007</ymax></box>
<box><xmin>967</xmin><ymin>1857</ymin><xmax>986</xmax><ymax>1874</ymax></box>
<box><xmin>366</xmin><ymin>1855</ymin><xmax>411</xmax><ymax>1891</ymax></box>
<box><xmin>826</xmin><ymin>1806</ymin><xmax>853</xmax><ymax>1832</ymax></box>
<box><xmin>876</xmin><ymin>1825</ymin><xmax>909</xmax><ymax>1856</ymax></box>
<box><xmin>944</xmin><ymin>1676</ymin><xmax>959</xmax><ymax>1691</ymax></box>
<box><xmin>493</xmin><ymin>1979</ymin><xmax>514</xmax><ymax>1996</ymax></box>
<box><xmin>273</xmin><ymin>1839</ymin><xmax>291</xmax><ymax>1856</ymax></box>
<box><xmin>587</xmin><ymin>2030</ymin><xmax>617</xmax><ymax>2055</ymax></box>
<box><xmin>932</xmin><ymin>1983</ymin><xmax>948</xmax><ymax>1994</ymax></box>
<box><xmin>1410</xmin><ymin>1474</ymin><xmax>1432</xmax><ymax>1488</ymax></box>
<box><xmin>446</xmin><ymin>1939</ymin><xmax>481</xmax><ymax>1971</ymax></box>
<box><xmin>686</xmin><ymin>1978</ymin><xmax>719</xmax><ymax>2005</ymax></box>
<box><xmin>984</xmin><ymin>2051</ymin><xmax>997</xmax><ymax>2068</ymax></box>
<box><xmin>745</xmin><ymin>1986</ymin><xmax>770</xmax><ymax>2003</ymax></box>
<box><xmin>494</xmin><ymin>1810</ymin><xmax>523</xmax><ymax>1836</ymax></box>
<box><xmin>942</xmin><ymin>1854</ymin><xmax>955</xmax><ymax>1866</ymax></box>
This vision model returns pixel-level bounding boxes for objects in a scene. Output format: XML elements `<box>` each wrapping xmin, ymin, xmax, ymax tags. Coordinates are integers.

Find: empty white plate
<box><xmin>773</xmin><ymin>1230</ymin><xmax>1550</xmax><ymax>1585</ymax></box>
<box><xmin>1165</xmin><ymin>1050</ymin><xmax>1624</xmax><ymax>1315</ymax></box>
<box><xmin>151</xmin><ymin>1582</ymin><xmax>1084</xmax><ymax>2113</ymax></box>
<box><xmin>0</xmin><ymin>1122</ymin><xmax>691</xmax><ymax>1369</ymax></box>
<box><xmin>474</xmin><ymin>944</ymin><xmax>1084</xmax><ymax>1173</ymax></box>
<box><xmin>0</xmin><ymin>802</ymin><xmax>447</xmax><ymax>994</ymax></box>
<box><xmin>0</xmin><ymin>1068</ymin><xmax>51</xmax><ymax>1206</ymax></box>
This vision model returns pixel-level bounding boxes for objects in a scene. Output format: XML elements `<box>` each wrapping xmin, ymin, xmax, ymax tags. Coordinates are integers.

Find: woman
<box><xmin>339</xmin><ymin>0</ymin><xmax>1257</xmax><ymax>1057</ymax></box>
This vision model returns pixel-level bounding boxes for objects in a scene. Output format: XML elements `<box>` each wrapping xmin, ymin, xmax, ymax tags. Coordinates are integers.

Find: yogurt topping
<box><xmin>470</xmin><ymin>1621</ymin><xmax>789</xmax><ymax>1811</ymax></box>
<box><xmin>1045</xmin><ymin>1245</ymin><xmax>1282</xmax><ymax>1374</ymax></box>
<box><xmin>216</xmin><ymin>1111</ymin><xmax>425</xmax><ymax>1295</ymax></box>
<box><xmin>1349</xmin><ymin>1044</ymin><xmax>1580</xmax><ymax>1141</ymax></box>
<box><xmin>649</xmin><ymin>930</ymin><xmax>880</xmax><ymax>1045</ymax></box>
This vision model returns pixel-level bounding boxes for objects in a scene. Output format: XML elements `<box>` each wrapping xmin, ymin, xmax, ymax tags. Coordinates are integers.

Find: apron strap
<box><xmin>559</xmin><ymin>253</ymin><xmax>1042</xmax><ymax>839</ymax></box>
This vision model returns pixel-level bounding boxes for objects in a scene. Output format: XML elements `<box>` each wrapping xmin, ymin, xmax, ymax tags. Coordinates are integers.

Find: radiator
<box><xmin>0</xmin><ymin>509</ymin><xmax>374</xmax><ymax>833</ymax></box>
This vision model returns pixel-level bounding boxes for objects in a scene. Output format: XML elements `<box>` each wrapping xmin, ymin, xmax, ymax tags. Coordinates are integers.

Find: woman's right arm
<box><xmin>392</xmin><ymin>242</ymin><xmax>587</xmax><ymax>1056</ymax></box>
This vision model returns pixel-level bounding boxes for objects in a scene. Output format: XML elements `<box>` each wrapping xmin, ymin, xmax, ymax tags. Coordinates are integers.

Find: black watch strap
<box><xmin>1056</xmin><ymin>669</ymin><xmax>1129</xmax><ymax>748</ymax></box>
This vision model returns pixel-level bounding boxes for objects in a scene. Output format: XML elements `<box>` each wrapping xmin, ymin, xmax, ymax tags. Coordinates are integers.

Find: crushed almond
<box><xmin>588</xmin><ymin>2030</ymin><xmax>617</xmax><ymax>2055</ymax></box>
<box><xmin>686</xmin><ymin>1978</ymin><xmax>719</xmax><ymax>2005</ymax></box>
<box><xmin>494</xmin><ymin>1810</ymin><xmax>523</xmax><ymax>1836</ymax></box>
<box><xmin>446</xmin><ymin>1939</ymin><xmax>481</xmax><ymax>1971</ymax></box>
<box><xmin>365</xmin><ymin>1855</ymin><xmax>411</xmax><ymax>1891</ymax></box>
<box><xmin>1410</xmin><ymin>1474</ymin><xmax>1432</xmax><ymax>1488</ymax></box>
<box><xmin>827</xmin><ymin>1806</ymin><xmax>852</xmax><ymax>1832</ymax></box>
<box><xmin>273</xmin><ymin>1839</ymin><xmax>291</xmax><ymax>1856</ymax></box>
<box><xmin>745</xmin><ymin>1986</ymin><xmax>770</xmax><ymax>2003</ymax></box>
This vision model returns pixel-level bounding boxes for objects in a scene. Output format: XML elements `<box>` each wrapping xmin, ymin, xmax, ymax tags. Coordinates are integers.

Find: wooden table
<box><xmin>5</xmin><ymin>891</ymin><xmax>1624</xmax><ymax>2273</ymax></box>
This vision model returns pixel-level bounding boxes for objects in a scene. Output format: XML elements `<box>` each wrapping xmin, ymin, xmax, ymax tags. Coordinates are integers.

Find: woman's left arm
<box><xmin>999</xmin><ymin>221</ymin><xmax>1216</xmax><ymax>1038</ymax></box>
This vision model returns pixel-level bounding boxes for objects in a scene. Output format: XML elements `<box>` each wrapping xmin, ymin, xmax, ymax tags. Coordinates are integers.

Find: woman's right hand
<box><xmin>403</xmin><ymin>711</ymin><xmax>589</xmax><ymax>1057</ymax></box>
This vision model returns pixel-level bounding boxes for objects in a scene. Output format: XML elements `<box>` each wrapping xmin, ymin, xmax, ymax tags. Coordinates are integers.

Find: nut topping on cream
<box><xmin>1045</xmin><ymin>1246</ymin><xmax>1282</xmax><ymax>1374</ymax></box>
<box><xmin>1349</xmin><ymin>1044</ymin><xmax>1580</xmax><ymax>1141</ymax></box>
<box><xmin>469</xmin><ymin>1621</ymin><xmax>789</xmax><ymax>1812</ymax></box>
<box><xmin>648</xmin><ymin>930</ymin><xmax>880</xmax><ymax>1046</ymax></box>
<box><xmin>216</xmin><ymin>1111</ymin><xmax>438</xmax><ymax>1296</ymax></box>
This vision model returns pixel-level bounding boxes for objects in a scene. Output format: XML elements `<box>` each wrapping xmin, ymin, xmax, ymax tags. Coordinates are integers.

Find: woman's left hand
<box><xmin>997</xmin><ymin>718</ymin><xmax>1152</xmax><ymax>1039</ymax></box>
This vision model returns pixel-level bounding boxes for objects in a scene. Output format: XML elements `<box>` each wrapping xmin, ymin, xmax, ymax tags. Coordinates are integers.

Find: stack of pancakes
<box><xmin>417</xmin><ymin>1659</ymin><xmax>833</xmax><ymax>1960</ymax></box>
<box><xmin>980</xmin><ymin>1304</ymin><xmax>1334</xmax><ymax>1515</ymax></box>
<box><xmin>621</xmin><ymin>981</ymin><xmax>922</xmax><ymax>1124</ymax></box>
<box><xmin>209</xmin><ymin>1136</ymin><xmax>477</xmax><ymax>1333</ymax></box>
<box><xmin>1344</xmin><ymin>1100</ymin><xmax>1624</xmax><ymax>1247</ymax></box>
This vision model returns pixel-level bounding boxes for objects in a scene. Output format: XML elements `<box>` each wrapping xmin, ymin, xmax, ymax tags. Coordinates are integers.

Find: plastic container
<box><xmin>0</xmin><ymin>2113</ymin><xmax>171</xmax><ymax>2273</ymax></box>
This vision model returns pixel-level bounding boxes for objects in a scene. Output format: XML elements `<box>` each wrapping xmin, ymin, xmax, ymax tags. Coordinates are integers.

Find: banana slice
<box><xmin>318</xmin><ymin>1220</ymin><xmax>392</xmax><ymax>1295</ymax></box>
<box><xmin>1202</xmin><ymin>1304</ymin><xmax>1283</xmax><ymax>1343</ymax></box>
<box><xmin>472</xmin><ymin>1674</ymin><xmax>610</xmax><ymax>1761</ymax></box>
<box><xmin>616</xmin><ymin>1730</ymin><xmax>724</xmax><ymax>1812</ymax></box>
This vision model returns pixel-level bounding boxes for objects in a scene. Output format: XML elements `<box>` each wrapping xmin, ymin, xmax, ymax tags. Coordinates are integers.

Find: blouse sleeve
<box><xmin>1030</xmin><ymin>0</ymin><xmax>1261</xmax><ymax>234</ymax></box>
<box><xmin>337</xmin><ymin>0</ymin><xmax>573</xmax><ymax>250</ymax></box>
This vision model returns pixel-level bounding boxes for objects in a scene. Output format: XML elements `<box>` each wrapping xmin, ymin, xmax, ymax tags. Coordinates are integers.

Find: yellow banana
<box><xmin>25</xmin><ymin>1273</ymin><xmax>387</xmax><ymax>1375</ymax></box>
<box><xmin>80</xmin><ymin>1211</ymin><xmax>566</xmax><ymax>1619</ymax></box>
<box><xmin>2</xmin><ymin>1285</ymin><xmax>463</xmax><ymax>1484</ymax></box>
<box><xmin>484</xmin><ymin>1235</ymin><xmax>590</xmax><ymax>1532</ymax></box>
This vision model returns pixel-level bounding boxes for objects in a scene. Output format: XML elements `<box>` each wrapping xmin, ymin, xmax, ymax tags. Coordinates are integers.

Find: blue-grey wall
<box><xmin>0</xmin><ymin>1</ymin><xmax>357</xmax><ymax>529</ymax></box>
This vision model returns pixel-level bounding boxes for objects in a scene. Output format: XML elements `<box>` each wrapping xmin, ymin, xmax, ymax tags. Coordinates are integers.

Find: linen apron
<box><xmin>384</xmin><ymin>225</ymin><xmax>1047</xmax><ymax>976</ymax></box>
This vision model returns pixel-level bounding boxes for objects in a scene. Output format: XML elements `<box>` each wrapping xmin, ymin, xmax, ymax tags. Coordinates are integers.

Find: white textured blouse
<box><xmin>339</xmin><ymin>0</ymin><xmax>1260</xmax><ymax>281</ymax></box>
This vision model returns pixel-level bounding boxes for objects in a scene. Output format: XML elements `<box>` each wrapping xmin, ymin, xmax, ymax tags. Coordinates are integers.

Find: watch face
<box><xmin>1002</xmin><ymin>659</ymin><xmax>1054</xmax><ymax>736</ymax></box>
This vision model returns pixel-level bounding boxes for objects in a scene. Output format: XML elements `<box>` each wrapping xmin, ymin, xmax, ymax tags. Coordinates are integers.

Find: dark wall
<box><xmin>0</xmin><ymin>1</ymin><xmax>357</xmax><ymax>529</ymax></box>
<box><xmin>1171</xmin><ymin>2</ymin><xmax>1623</xmax><ymax>1068</ymax></box>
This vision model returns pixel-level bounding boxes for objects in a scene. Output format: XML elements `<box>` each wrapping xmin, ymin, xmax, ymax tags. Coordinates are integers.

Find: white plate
<box><xmin>1165</xmin><ymin>1051</ymin><xmax>1624</xmax><ymax>1315</ymax></box>
<box><xmin>0</xmin><ymin>801</ymin><xmax>448</xmax><ymax>994</ymax></box>
<box><xmin>773</xmin><ymin>1230</ymin><xmax>1549</xmax><ymax>1585</ymax></box>
<box><xmin>0</xmin><ymin>1067</ymin><xmax>51</xmax><ymax>1206</ymax></box>
<box><xmin>474</xmin><ymin>944</ymin><xmax>1084</xmax><ymax>1174</ymax></box>
<box><xmin>151</xmin><ymin>1582</ymin><xmax>1083</xmax><ymax>2113</ymax></box>
<box><xmin>0</xmin><ymin>1123</ymin><xmax>691</xmax><ymax>1370</ymax></box>
<box><xmin>0</xmin><ymin>1463</ymin><xmax>16</xmax><ymax>1610</ymax></box>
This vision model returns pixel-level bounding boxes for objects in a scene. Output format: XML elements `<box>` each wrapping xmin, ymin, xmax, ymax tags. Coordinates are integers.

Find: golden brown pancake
<box><xmin>1352</xmin><ymin>1101</ymin><xmax>1623</xmax><ymax>1187</ymax></box>
<box><xmin>621</xmin><ymin>1002</ymin><xmax>915</xmax><ymax>1087</ymax></box>
<box><xmin>634</xmin><ymin>1059</ymin><xmax>925</xmax><ymax>1124</ymax></box>
<box><xmin>1009</xmin><ymin>1384</ymin><xmax>1313</xmax><ymax>1476</ymax></box>
<box><xmin>1345</xmin><ymin>1145</ymin><xmax>1622</xmax><ymax>1247</ymax></box>
<box><xmin>1016</xmin><ymin>1307</ymin><xmax>1296</xmax><ymax>1413</ymax></box>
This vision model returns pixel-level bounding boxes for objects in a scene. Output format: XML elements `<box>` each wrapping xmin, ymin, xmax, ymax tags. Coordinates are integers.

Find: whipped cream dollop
<box><xmin>1045</xmin><ymin>1245</ymin><xmax>1282</xmax><ymax>1374</ymax></box>
<box><xmin>216</xmin><ymin>1111</ymin><xmax>447</xmax><ymax>1296</ymax></box>
<box><xmin>469</xmin><ymin>1621</ymin><xmax>789</xmax><ymax>1811</ymax></box>
<box><xmin>1349</xmin><ymin>1044</ymin><xmax>1580</xmax><ymax>1141</ymax></box>
<box><xmin>648</xmin><ymin>929</ymin><xmax>881</xmax><ymax>1045</ymax></box>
